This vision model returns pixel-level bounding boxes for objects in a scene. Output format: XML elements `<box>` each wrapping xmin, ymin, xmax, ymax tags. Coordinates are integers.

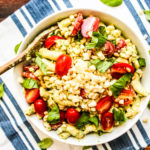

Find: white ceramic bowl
<box><xmin>14</xmin><ymin>8</ymin><xmax>150</xmax><ymax>146</ymax></box>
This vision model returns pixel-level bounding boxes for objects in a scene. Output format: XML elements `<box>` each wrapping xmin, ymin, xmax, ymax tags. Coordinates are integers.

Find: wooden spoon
<box><xmin>0</xmin><ymin>26</ymin><xmax>57</xmax><ymax>75</ymax></box>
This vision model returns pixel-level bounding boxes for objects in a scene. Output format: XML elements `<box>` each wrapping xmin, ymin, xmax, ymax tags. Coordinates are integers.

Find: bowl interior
<box><xmin>13</xmin><ymin>8</ymin><xmax>150</xmax><ymax>146</ymax></box>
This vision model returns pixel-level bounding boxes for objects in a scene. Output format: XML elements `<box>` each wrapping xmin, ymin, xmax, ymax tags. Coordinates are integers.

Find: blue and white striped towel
<box><xmin>0</xmin><ymin>0</ymin><xmax>150</xmax><ymax>149</ymax></box>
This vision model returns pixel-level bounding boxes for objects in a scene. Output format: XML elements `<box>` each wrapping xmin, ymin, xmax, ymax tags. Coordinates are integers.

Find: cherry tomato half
<box><xmin>114</xmin><ymin>87</ymin><xmax>135</xmax><ymax>106</ymax></box>
<box><xmin>80</xmin><ymin>88</ymin><xmax>87</xmax><ymax>99</ymax></box>
<box><xmin>111</xmin><ymin>63</ymin><xmax>135</xmax><ymax>79</ymax></box>
<box><xmin>101</xmin><ymin>112</ymin><xmax>114</xmax><ymax>131</ymax></box>
<box><xmin>66</xmin><ymin>108</ymin><xmax>80</xmax><ymax>125</ymax></box>
<box><xmin>102</xmin><ymin>41</ymin><xmax>116</xmax><ymax>56</ymax></box>
<box><xmin>22</xmin><ymin>72</ymin><xmax>38</xmax><ymax>80</ymax></box>
<box><xmin>72</xmin><ymin>13</ymin><xmax>83</xmax><ymax>36</ymax></box>
<box><xmin>81</xmin><ymin>16</ymin><xmax>99</xmax><ymax>38</ymax></box>
<box><xmin>25</xmin><ymin>88</ymin><xmax>40</xmax><ymax>103</ymax></box>
<box><xmin>34</xmin><ymin>99</ymin><xmax>47</xmax><ymax>117</ymax></box>
<box><xmin>45</xmin><ymin>36</ymin><xmax>62</xmax><ymax>49</ymax></box>
<box><xmin>96</xmin><ymin>96</ymin><xmax>113</xmax><ymax>114</ymax></box>
<box><xmin>116</xmin><ymin>39</ymin><xmax>127</xmax><ymax>51</ymax></box>
<box><xmin>55</xmin><ymin>54</ymin><xmax>72</xmax><ymax>76</ymax></box>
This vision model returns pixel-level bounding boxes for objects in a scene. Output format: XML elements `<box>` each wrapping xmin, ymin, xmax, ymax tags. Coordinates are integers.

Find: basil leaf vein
<box><xmin>38</xmin><ymin>138</ymin><xmax>53</xmax><ymax>149</ymax></box>
<box><xmin>47</xmin><ymin>105</ymin><xmax>60</xmax><ymax>124</ymax></box>
<box><xmin>110</xmin><ymin>73</ymin><xmax>133</xmax><ymax>98</ymax></box>
<box><xmin>35</xmin><ymin>56</ymin><xmax>47</xmax><ymax>75</ymax></box>
<box><xmin>22</xmin><ymin>78</ymin><xmax>38</xmax><ymax>89</ymax></box>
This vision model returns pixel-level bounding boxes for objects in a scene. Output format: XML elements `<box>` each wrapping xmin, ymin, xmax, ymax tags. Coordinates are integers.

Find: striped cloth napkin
<box><xmin>0</xmin><ymin>0</ymin><xmax>150</xmax><ymax>150</ymax></box>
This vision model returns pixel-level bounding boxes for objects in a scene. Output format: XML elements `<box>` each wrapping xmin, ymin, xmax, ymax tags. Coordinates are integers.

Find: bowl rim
<box><xmin>15</xmin><ymin>7</ymin><xmax>150</xmax><ymax>146</ymax></box>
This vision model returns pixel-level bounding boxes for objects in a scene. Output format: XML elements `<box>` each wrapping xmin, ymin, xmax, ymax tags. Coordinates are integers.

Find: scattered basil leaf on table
<box><xmin>110</xmin><ymin>73</ymin><xmax>133</xmax><ymax>98</ymax></box>
<box><xmin>47</xmin><ymin>105</ymin><xmax>60</xmax><ymax>124</ymax></box>
<box><xmin>14</xmin><ymin>41</ymin><xmax>22</xmax><ymax>54</ymax></box>
<box><xmin>22</xmin><ymin>78</ymin><xmax>38</xmax><ymax>89</ymax></box>
<box><xmin>82</xmin><ymin>146</ymin><xmax>92</xmax><ymax>150</ymax></box>
<box><xmin>138</xmin><ymin>58</ymin><xmax>146</xmax><ymax>68</ymax></box>
<box><xmin>35</xmin><ymin>56</ymin><xmax>47</xmax><ymax>75</ymax></box>
<box><xmin>143</xmin><ymin>10</ymin><xmax>150</xmax><ymax>21</ymax></box>
<box><xmin>100</xmin><ymin>0</ymin><xmax>123</xmax><ymax>7</ymax></box>
<box><xmin>0</xmin><ymin>83</ymin><xmax>4</xmax><ymax>98</ymax></box>
<box><xmin>75</xmin><ymin>112</ymin><xmax>89</xmax><ymax>129</ymax></box>
<box><xmin>38</xmin><ymin>138</ymin><xmax>53</xmax><ymax>149</ymax></box>
<box><xmin>89</xmin><ymin>58</ymin><xmax>115</xmax><ymax>73</ymax></box>
<box><xmin>148</xmin><ymin>100</ymin><xmax>150</xmax><ymax>109</ymax></box>
<box><xmin>113</xmin><ymin>108</ymin><xmax>127</xmax><ymax>124</ymax></box>
<box><xmin>89</xmin><ymin>116</ymin><xmax>99</xmax><ymax>127</ymax></box>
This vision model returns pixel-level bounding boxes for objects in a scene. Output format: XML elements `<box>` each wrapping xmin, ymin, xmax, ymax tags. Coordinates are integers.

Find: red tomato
<box><xmin>55</xmin><ymin>54</ymin><xmax>72</xmax><ymax>76</ymax></box>
<box><xmin>81</xmin><ymin>16</ymin><xmax>99</xmax><ymax>38</ymax></box>
<box><xmin>96</xmin><ymin>96</ymin><xmax>113</xmax><ymax>114</ymax></box>
<box><xmin>111</xmin><ymin>63</ymin><xmax>135</xmax><ymax>79</ymax></box>
<box><xmin>66</xmin><ymin>108</ymin><xmax>80</xmax><ymax>125</ymax></box>
<box><xmin>23</xmin><ymin>65</ymin><xmax>39</xmax><ymax>72</ymax></box>
<box><xmin>101</xmin><ymin>112</ymin><xmax>114</xmax><ymax>130</ymax></box>
<box><xmin>34</xmin><ymin>99</ymin><xmax>47</xmax><ymax>117</ymax></box>
<box><xmin>102</xmin><ymin>41</ymin><xmax>115</xmax><ymax>56</ymax></box>
<box><xmin>72</xmin><ymin>13</ymin><xmax>83</xmax><ymax>36</ymax></box>
<box><xmin>22</xmin><ymin>72</ymin><xmax>38</xmax><ymax>80</ymax></box>
<box><xmin>116</xmin><ymin>39</ymin><xmax>127</xmax><ymax>51</ymax></box>
<box><xmin>25</xmin><ymin>88</ymin><xmax>40</xmax><ymax>103</ymax></box>
<box><xmin>114</xmin><ymin>88</ymin><xmax>135</xmax><ymax>106</ymax></box>
<box><xmin>80</xmin><ymin>89</ymin><xmax>86</xmax><ymax>99</ymax></box>
<box><xmin>60</xmin><ymin>111</ymin><xmax>66</xmax><ymax>122</ymax></box>
<box><xmin>45</xmin><ymin>36</ymin><xmax>62</xmax><ymax>48</ymax></box>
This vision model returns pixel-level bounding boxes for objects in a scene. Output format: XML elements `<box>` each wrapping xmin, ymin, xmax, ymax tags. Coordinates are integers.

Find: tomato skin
<box><xmin>45</xmin><ymin>36</ymin><xmax>62</xmax><ymax>49</ymax></box>
<box><xmin>23</xmin><ymin>65</ymin><xmax>39</xmax><ymax>72</ymax></box>
<box><xmin>60</xmin><ymin>111</ymin><xmax>66</xmax><ymax>122</ymax></box>
<box><xmin>111</xmin><ymin>63</ymin><xmax>135</xmax><ymax>79</ymax></box>
<box><xmin>96</xmin><ymin>96</ymin><xmax>113</xmax><ymax>114</ymax></box>
<box><xmin>116</xmin><ymin>39</ymin><xmax>127</xmax><ymax>50</ymax></box>
<box><xmin>66</xmin><ymin>108</ymin><xmax>80</xmax><ymax>125</ymax></box>
<box><xmin>22</xmin><ymin>72</ymin><xmax>38</xmax><ymax>80</ymax></box>
<box><xmin>25</xmin><ymin>88</ymin><xmax>40</xmax><ymax>103</ymax></box>
<box><xmin>80</xmin><ymin>89</ymin><xmax>86</xmax><ymax>99</ymax></box>
<box><xmin>81</xmin><ymin>16</ymin><xmax>99</xmax><ymax>38</ymax></box>
<box><xmin>34</xmin><ymin>99</ymin><xmax>47</xmax><ymax>117</ymax></box>
<box><xmin>103</xmin><ymin>41</ymin><xmax>115</xmax><ymax>56</ymax></box>
<box><xmin>72</xmin><ymin>13</ymin><xmax>83</xmax><ymax>36</ymax></box>
<box><xmin>101</xmin><ymin>112</ymin><xmax>114</xmax><ymax>131</ymax></box>
<box><xmin>55</xmin><ymin>54</ymin><xmax>72</xmax><ymax>76</ymax></box>
<box><xmin>114</xmin><ymin>88</ymin><xmax>135</xmax><ymax>106</ymax></box>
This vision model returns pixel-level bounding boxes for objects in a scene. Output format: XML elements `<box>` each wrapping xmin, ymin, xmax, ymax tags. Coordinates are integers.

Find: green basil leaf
<box><xmin>110</xmin><ymin>73</ymin><xmax>133</xmax><ymax>98</ymax></box>
<box><xmin>35</xmin><ymin>56</ymin><xmax>47</xmax><ymax>75</ymax></box>
<box><xmin>100</xmin><ymin>0</ymin><xmax>123</xmax><ymax>7</ymax></box>
<box><xmin>99</xmin><ymin>26</ymin><xmax>107</xmax><ymax>38</ymax></box>
<box><xmin>75</xmin><ymin>30</ymin><xmax>83</xmax><ymax>41</ymax></box>
<box><xmin>143</xmin><ymin>10</ymin><xmax>150</xmax><ymax>21</ymax></box>
<box><xmin>138</xmin><ymin>58</ymin><xmax>146</xmax><ymax>68</ymax></box>
<box><xmin>75</xmin><ymin>112</ymin><xmax>90</xmax><ymax>129</ymax></box>
<box><xmin>22</xmin><ymin>78</ymin><xmax>38</xmax><ymax>89</ymax></box>
<box><xmin>98</xmin><ymin>130</ymin><xmax>103</xmax><ymax>136</ymax></box>
<box><xmin>148</xmin><ymin>100</ymin><xmax>150</xmax><ymax>109</ymax></box>
<box><xmin>89</xmin><ymin>58</ymin><xmax>115</xmax><ymax>73</ymax></box>
<box><xmin>89</xmin><ymin>116</ymin><xmax>99</xmax><ymax>127</ymax></box>
<box><xmin>109</xmin><ymin>40</ymin><xmax>116</xmax><ymax>46</ymax></box>
<box><xmin>38</xmin><ymin>138</ymin><xmax>53</xmax><ymax>149</ymax></box>
<box><xmin>0</xmin><ymin>83</ymin><xmax>4</xmax><ymax>98</ymax></box>
<box><xmin>14</xmin><ymin>41</ymin><xmax>22</xmax><ymax>54</ymax></box>
<box><xmin>82</xmin><ymin>146</ymin><xmax>92</xmax><ymax>150</ymax></box>
<box><xmin>113</xmin><ymin>108</ymin><xmax>127</xmax><ymax>124</ymax></box>
<box><xmin>47</xmin><ymin>105</ymin><xmax>60</xmax><ymax>124</ymax></box>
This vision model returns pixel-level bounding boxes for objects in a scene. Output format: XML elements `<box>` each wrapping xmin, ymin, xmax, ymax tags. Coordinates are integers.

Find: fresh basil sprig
<box><xmin>35</xmin><ymin>56</ymin><xmax>47</xmax><ymax>75</ymax></box>
<box><xmin>38</xmin><ymin>138</ymin><xmax>53</xmax><ymax>149</ymax></box>
<box><xmin>47</xmin><ymin>105</ymin><xmax>60</xmax><ymax>124</ymax></box>
<box><xmin>22</xmin><ymin>78</ymin><xmax>38</xmax><ymax>89</ymax></box>
<box><xmin>110</xmin><ymin>73</ymin><xmax>133</xmax><ymax>98</ymax></box>
<box><xmin>100</xmin><ymin>0</ymin><xmax>123</xmax><ymax>7</ymax></box>
<box><xmin>89</xmin><ymin>58</ymin><xmax>115</xmax><ymax>73</ymax></box>
<box><xmin>0</xmin><ymin>83</ymin><xmax>4</xmax><ymax>98</ymax></box>
<box><xmin>143</xmin><ymin>10</ymin><xmax>150</xmax><ymax>21</ymax></box>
